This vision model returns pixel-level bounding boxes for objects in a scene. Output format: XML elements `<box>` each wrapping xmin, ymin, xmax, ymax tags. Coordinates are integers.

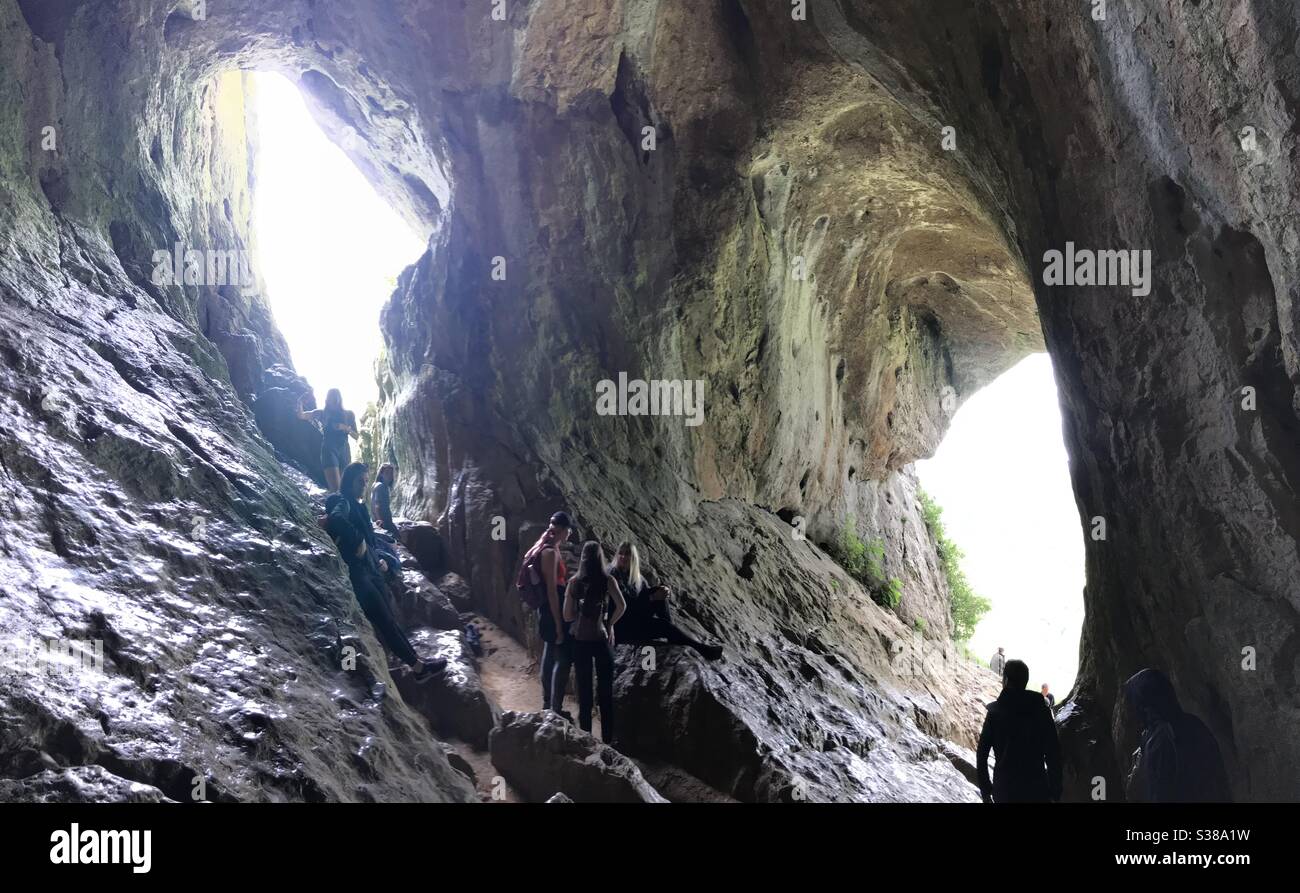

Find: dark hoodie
<box><xmin>977</xmin><ymin>687</ymin><xmax>1062</xmax><ymax>803</ymax></box>
<box><xmin>1124</xmin><ymin>668</ymin><xmax>1231</xmax><ymax>803</ymax></box>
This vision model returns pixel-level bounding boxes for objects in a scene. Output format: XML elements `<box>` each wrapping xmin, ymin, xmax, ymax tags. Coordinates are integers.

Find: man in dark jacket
<box><xmin>1124</xmin><ymin>668</ymin><xmax>1231</xmax><ymax>802</ymax></box>
<box><xmin>327</xmin><ymin>462</ymin><xmax>441</xmax><ymax>678</ymax></box>
<box><xmin>977</xmin><ymin>659</ymin><xmax>1062</xmax><ymax>803</ymax></box>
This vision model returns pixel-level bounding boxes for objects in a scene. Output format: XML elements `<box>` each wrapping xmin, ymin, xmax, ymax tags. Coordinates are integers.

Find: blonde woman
<box><xmin>607</xmin><ymin>541</ymin><xmax>723</xmax><ymax>660</ymax></box>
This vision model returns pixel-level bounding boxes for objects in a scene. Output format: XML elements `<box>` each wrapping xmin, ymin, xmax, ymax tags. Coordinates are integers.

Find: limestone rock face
<box><xmin>365</xmin><ymin>0</ymin><xmax>1300</xmax><ymax>800</ymax></box>
<box><xmin>489</xmin><ymin>711</ymin><xmax>668</xmax><ymax>804</ymax></box>
<box><xmin>2</xmin><ymin>0</ymin><xmax>1296</xmax><ymax>802</ymax></box>
<box><xmin>0</xmin><ymin>0</ymin><xmax>475</xmax><ymax>803</ymax></box>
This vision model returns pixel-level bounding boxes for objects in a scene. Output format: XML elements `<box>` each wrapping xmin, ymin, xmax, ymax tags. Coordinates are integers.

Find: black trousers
<box><xmin>572</xmin><ymin>638</ymin><xmax>615</xmax><ymax>743</ymax></box>
<box><xmin>537</xmin><ymin>607</ymin><xmax>572</xmax><ymax>710</ymax></box>
<box><xmin>351</xmin><ymin>565</ymin><xmax>419</xmax><ymax>666</ymax></box>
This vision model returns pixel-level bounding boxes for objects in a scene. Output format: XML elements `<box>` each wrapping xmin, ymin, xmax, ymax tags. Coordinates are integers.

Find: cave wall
<box><xmin>370</xmin><ymin>0</ymin><xmax>1300</xmax><ymax>799</ymax></box>
<box><xmin>831</xmin><ymin>0</ymin><xmax>1300</xmax><ymax>800</ymax></box>
<box><xmin>2</xmin><ymin>0</ymin><xmax>1294</xmax><ymax>802</ymax></box>
<box><xmin>0</xmin><ymin>0</ymin><xmax>474</xmax><ymax>801</ymax></box>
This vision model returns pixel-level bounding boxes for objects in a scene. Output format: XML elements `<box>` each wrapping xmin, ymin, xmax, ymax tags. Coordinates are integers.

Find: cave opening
<box><xmin>246</xmin><ymin>70</ymin><xmax>423</xmax><ymax>417</ymax></box>
<box><xmin>915</xmin><ymin>353</ymin><xmax>1085</xmax><ymax>694</ymax></box>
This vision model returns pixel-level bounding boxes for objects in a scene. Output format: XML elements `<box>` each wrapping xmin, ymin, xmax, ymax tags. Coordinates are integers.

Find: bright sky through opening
<box><xmin>915</xmin><ymin>353</ymin><xmax>1085</xmax><ymax>693</ymax></box>
<box><xmin>249</xmin><ymin>71</ymin><xmax>423</xmax><ymax>412</ymax></box>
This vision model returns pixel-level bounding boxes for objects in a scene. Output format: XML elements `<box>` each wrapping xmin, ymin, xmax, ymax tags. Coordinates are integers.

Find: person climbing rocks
<box><xmin>521</xmin><ymin>511</ymin><xmax>572</xmax><ymax>715</ymax></box>
<box><xmin>371</xmin><ymin>463</ymin><xmax>398</xmax><ymax>537</ymax></box>
<box><xmin>1123</xmin><ymin>668</ymin><xmax>1231</xmax><ymax>802</ymax></box>
<box><xmin>607</xmin><ymin>541</ymin><xmax>723</xmax><ymax>661</ymax></box>
<box><xmin>1041</xmin><ymin>683</ymin><xmax>1056</xmax><ymax>710</ymax></box>
<box><xmin>326</xmin><ymin>462</ymin><xmax>443</xmax><ymax>678</ymax></box>
<box><xmin>297</xmin><ymin>388</ymin><xmax>358</xmax><ymax>493</ymax></box>
<box><xmin>976</xmin><ymin>659</ymin><xmax>1062</xmax><ymax>803</ymax></box>
<box><xmin>558</xmin><ymin>541</ymin><xmax>626</xmax><ymax>743</ymax></box>
<box><xmin>989</xmin><ymin>646</ymin><xmax>1006</xmax><ymax>676</ymax></box>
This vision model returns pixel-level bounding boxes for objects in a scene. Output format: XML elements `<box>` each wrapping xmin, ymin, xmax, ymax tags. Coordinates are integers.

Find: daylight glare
<box><xmin>915</xmin><ymin>353</ymin><xmax>1086</xmax><ymax>693</ymax></box>
<box><xmin>249</xmin><ymin>70</ymin><xmax>423</xmax><ymax>412</ymax></box>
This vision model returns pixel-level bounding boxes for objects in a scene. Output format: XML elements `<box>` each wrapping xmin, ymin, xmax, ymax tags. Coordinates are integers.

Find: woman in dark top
<box><xmin>326</xmin><ymin>462</ymin><xmax>441</xmax><ymax>678</ymax></box>
<box><xmin>608</xmin><ymin>541</ymin><xmax>723</xmax><ymax>660</ymax></box>
<box><xmin>298</xmin><ymin>388</ymin><xmax>358</xmax><ymax>493</ymax></box>
<box><xmin>561</xmin><ymin>541</ymin><xmax>626</xmax><ymax>743</ymax></box>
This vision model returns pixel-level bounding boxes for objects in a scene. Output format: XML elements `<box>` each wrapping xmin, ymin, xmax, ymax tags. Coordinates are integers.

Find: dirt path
<box><xmin>452</xmin><ymin>613</ymin><xmax>603</xmax><ymax>801</ymax></box>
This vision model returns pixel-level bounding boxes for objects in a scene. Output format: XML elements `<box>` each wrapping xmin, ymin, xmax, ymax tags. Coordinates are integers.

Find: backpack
<box><xmin>515</xmin><ymin>545</ymin><xmax>553</xmax><ymax>610</ymax></box>
<box><xmin>572</xmin><ymin>577</ymin><xmax>608</xmax><ymax>641</ymax></box>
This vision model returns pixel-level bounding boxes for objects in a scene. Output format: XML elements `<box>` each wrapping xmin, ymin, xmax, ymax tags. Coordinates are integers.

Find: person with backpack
<box><xmin>516</xmin><ymin>512</ymin><xmax>573</xmax><ymax>713</ymax></box>
<box><xmin>607</xmin><ymin>541</ymin><xmax>723</xmax><ymax>660</ymax></box>
<box><xmin>298</xmin><ymin>388</ymin><xmax>358</xmax><ymax>493</ymax></box>
<box><xmin>976</xmin><ymin>659</ymin><xmax>1062</xmax><ymax>803</ymax></box>
<box><xmin>1123</xmin><ymin>668</ymin><xmax>1231</xmax><ymax>802</ymax></box>
<box><xmin>560</xmin><ymin>541</ymin><xmax>626</xmax><ymax>743</ymax></box>
<box><xmin>326</xmin><ymin>462</ymin><xmax>442</xmax><ymax>678</ymax></box>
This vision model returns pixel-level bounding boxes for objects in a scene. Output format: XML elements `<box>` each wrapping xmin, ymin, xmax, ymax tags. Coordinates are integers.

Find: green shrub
<box><xmin>829</xmin><ymin>517</ymin><xmax>901</xmax><ymax>609</ymax></box>
<box><xmin>918</xmin><ymin>488</ymin><xmax>991</xmax><ymax>643</ymax></box>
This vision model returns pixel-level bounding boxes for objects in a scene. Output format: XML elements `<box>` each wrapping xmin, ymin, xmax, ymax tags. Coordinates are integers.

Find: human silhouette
<box><xmin>976</xmin><ymin>659</ymin><xmax>1062</xmax><ymax>803</ymax></box>
<box><xmin>989</xmin><ymin>647</ymin><xmax>1006</xmax><ymax>676</ymax></box>
<box><xmin>1123</xmin><ymin>668</ymin><xmax>1231</xmax><ymax>802</ymax></box>
<box><xmin>1040</xmin><ymin>683</ymin><xmax>1055</xmax><ymax>710</ymax></box>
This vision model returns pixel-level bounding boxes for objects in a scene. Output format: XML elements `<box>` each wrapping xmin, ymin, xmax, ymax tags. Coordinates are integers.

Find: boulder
<box><xmin>545</xmin><ymin>792</ymin><xmax>574</xmax><ymax>803</ymax></box>
<box><xmin>432</xmin><ymin>571</ymin><xmax>474</xmax><ymax>612</ymax></box>
<box><xmin>397</xmin><ymin>521</ymin><xmax>446</xmax><ymax>576</ymax></box>
<box><xmin>392</xmin><ymin>569</ymin><xmax>461</xmax><ymax>632</ymax></box>
<box><xmin>395</xmin><ymin>630</ymin><xmax>500</xmax><ymax>750</ymax></box>
<box><xmin>489</xmin><ymin>711</ymin><xmax>668</xmax><ymax>804</ymax></box>
<box><xmin>251</xmin><ymin>366</ymin><xmax>323</xmax><ymax>484</ymax></box>
<box><xmin>0</xmin><ymin>766</ymin><xmax>172</xmax><ymax>804</ymax></box>
<box><xmin>439</xmin><ymin>743</ymin><xmax>477</xmax><ymax>785</ymax></box>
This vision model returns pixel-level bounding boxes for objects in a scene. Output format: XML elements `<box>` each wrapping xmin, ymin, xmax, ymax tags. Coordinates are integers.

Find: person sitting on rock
<box><xmin>1123</xmin><ymin>668</ymin><xmax>1230</xmax><ymax>802</ymax></box>
<box><xmin>976</xmin><ymin>659</ymin><xmax>1061</xmax><ymax>803</ymax></box>
<box><xmin>521</xmin><ymin>512</ymin><xmax>573</xmax><ymax>714</ymax></box>
<box><xmin>370</xmin><ymin>463</ymin><xmax>399</xmax><ymax>537</ymax></box>
<box><xmin>326</xmin><ymin>462</ymin><xmax>442</xmax><ymax>678</ymax></box>
<box><xmin>559</xmin><ymin>541</ymin><xmax>626</xmax><ymax>743</ymax></box>
<box><xmin>607</xmin><ymin>541</ymin><xmax>723</xmax><ymax>661</ymax></box>
<box><xmin>297</xmin><ymin>388</ymin><xmax>358</xmax><ymax>493</ymax></box>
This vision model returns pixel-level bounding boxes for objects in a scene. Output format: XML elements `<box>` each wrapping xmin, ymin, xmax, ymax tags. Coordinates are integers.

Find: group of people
<box><xmin>298</xmin><ymin>388</ymin><xmax>724</xmax><ymax>737</ymax></box>
<box><xmin>299</xmin><ymin>389</ymin><xmax>1230</xmax><ymax>801</ymax></box>
<box><xmin>977</xmin><ymin>653</ymin><xmax>1230</xmax><ymax>803</ymax></box>
<box><xmin>297</xmin><ymin>388</ymin><xmax>444</xmax><ymax>677</ymax></box>
<box><xmin>324</xmin><ymin>459</ymin><xmax>445</xmax><ymax>678</ymax></box>
<box><xmin>519</xmin><ymin>511</ymin><xmax>724</xmax><ymax>745</ymax></box>
<box><xmin>989</xmin><ymin>646</ymin><xmax>1055</xmax><ymax>711</ymax></box>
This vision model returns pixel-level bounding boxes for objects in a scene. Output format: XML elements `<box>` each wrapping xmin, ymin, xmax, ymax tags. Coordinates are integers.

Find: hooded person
<box><xmin>976</xmin><ymin>659</ymin><xmax>1062</xmax><ymax>803</ymax></box>
<box><xmin>1123</xmin><ymin>668</ymin><xmax>1231</xmax><ymax>803</ymax></box>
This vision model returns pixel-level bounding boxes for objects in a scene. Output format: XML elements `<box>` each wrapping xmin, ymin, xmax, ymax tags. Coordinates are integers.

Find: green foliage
<box><xmin>918</xmin><ymin>488</ymin><xmax>991</xmax><ymax>643</ymax></box>
<box><xmin>829</xmin><ymin>516</ymin><xmax>901</xmax><ymax>609</ymax></box>
<box><xmin>913</xmin><ymin>616</ymin><xmax>927</xmax><ymax>632</ymax></box>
